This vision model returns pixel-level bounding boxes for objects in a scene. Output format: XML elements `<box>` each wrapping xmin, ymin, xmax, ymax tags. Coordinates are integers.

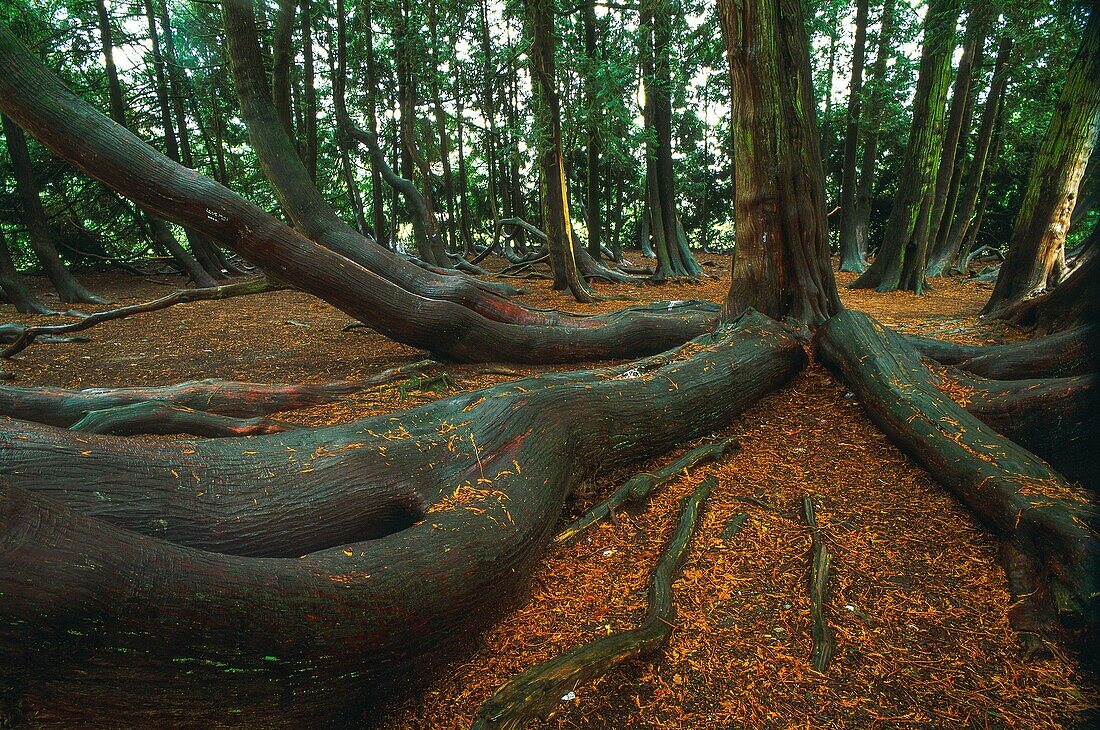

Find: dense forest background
<box><xmin>0</xmin><ymin>0</ymin><xmax>1093</xmax><ymax>275</ymax></box>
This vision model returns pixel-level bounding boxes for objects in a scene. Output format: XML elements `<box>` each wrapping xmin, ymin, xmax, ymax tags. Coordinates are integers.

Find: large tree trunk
<box><xmin>836</xmin><ymin>0</ymin><xmax>869</xmax><ymax>273</ymax></box>
<box><xmin>0</xmin><ymin>312</ymin><xmax>805</xmax><ymax>724</ymax></box>
<box><xmin>849</xmin><ymin>0</ymin><xmax>961</xmax><ymax>293</ymax></box>
<box><xmin>717</xmin><ymin>0</ymin><xmax>842</xmax><ymax>325</ymax></box>
<box><xmin>983</xmin><ymin>9</ymin><xmax>1100</xmax><ymax>316</ymax></box>
<box><xmin>1</xmin><ymin>115</ymin><xmax>105</xmax><ymax>304</ymax></box>
<box><xmin>815</xmin><ymin>310</ymin><xmax>1098</xmax><ymax>652</ymax></box>
<box><xmin>0</xmin><ymin>21</ymin><xmax>716</xmax><ymax>363</ymax></box>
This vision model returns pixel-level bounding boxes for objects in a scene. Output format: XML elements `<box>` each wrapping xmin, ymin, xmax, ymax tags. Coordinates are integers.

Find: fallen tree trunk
<box><xmin>0</xmin><ymin>22</ymin><xmax>717</xmax><ymax>364</ymax></box>
<box><xmin>906</xmin><ymin>324</ymin><xmax>1098</xmax><ymax>378</ymax></box>
<box><xmin>472</xmin><ymin>475</ymin><xmax>718</xmax><ymax>729</ymax></box>
<box><xmin>0</xmin><ymin>313</ymin><xmax>804</xmax><ymax>725</ymax></box>
<box><xmin>815</xmin><ymin>310</ymin><xmax>1099</xmax><ymax>651</ymax></box>
<box><xmin>935</xmin><ymin>368</ymin><xmax>1099</xmax><ymax>491</ymax></box>
<box><xmin>0</xmin><ymin>277</ymin><xmax>284</xmax><ymax>358</ymax></box>
<box><xmin>0</xmin><ymin>359</ymin><xmax>434</xmax><ymax>429</ymax></box>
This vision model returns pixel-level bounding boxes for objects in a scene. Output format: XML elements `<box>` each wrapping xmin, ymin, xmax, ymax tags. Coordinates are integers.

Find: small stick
<box><xmin>803</xmin><ymin>495</ymin><xmax>836</xmax><ymax>672</ymax></box>
<box><xmin>555</xmin><ymin>437</ymin><xmax>738</xmax><ymax>543</ymax></box>
<box><xmin>471</xmin><ymin>475</ymin><xmax>720</xmax><ymax>729</ymax></box>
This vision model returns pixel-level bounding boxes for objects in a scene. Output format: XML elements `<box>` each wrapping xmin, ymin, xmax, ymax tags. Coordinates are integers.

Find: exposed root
<box><xmin>556</xmin><ymin>437</ymin><xmax>738</xmax><ymax>543</ymax></box>
<box><xmin>471</xmin><ymin>475</ymin><xmax>719</xmax><ymax>729</ymax></box>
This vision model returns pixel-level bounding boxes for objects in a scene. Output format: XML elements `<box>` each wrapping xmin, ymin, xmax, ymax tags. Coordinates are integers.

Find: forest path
<box><xmin>1</xmin><ymin>255</ymin><xmax>1094</xmax><ymax>727</ymax></box>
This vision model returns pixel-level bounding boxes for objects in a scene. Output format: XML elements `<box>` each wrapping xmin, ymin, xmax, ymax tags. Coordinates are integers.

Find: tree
<box><xmin>717</xmin><ymin>0</ymin><xmax>842</xmax><ymax>325</ymax></box>
<box><xmin>524</xmin><ymin>0</ymin><xmax>592</xmax><ymax>301</ymax></box>
<box><xmin>0</xmin><ymin>17</ymin><xmax>715</xmax><ymax>363</ymax></box>
<box><xmin>837</xmin><ymin>0</ymin><xmax>870</xmax><ymax>273</ymax></box>
<box><xmin>983</xmin><ymin>8</ymin><xmax>1099</xmax><ymax>316</ymax></box>
<box><xmin>849</xmin><ymin>0</ymin><xmax>961</xmax><ymax>293</ymax></box>
<box><xmin>850</xmin><ymin>0</ymin><xmax>898</xmax><ymax>270</ymax></box>
<box><xmin>1</xmin><ymin>114</ymin><xmax>106</xmax><ymax>304</ymax></box>
<box><xmin>928</xmin><ymin>35</ymin><xmax>1013</xmax><ymax>275</ymax></box>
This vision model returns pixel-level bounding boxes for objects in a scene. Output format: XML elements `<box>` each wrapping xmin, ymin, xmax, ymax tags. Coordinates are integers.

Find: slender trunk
<box><xmin>428</xmin><ymin>0</ymin><xmax>457</xmax><ymax>253</ymax></box>
<box><xmin>333</xmin><ymin>7</ymin><xmax>368</xmax><ymax>234</ymax></box>
<box><xmin>95</xmin><ymin>0</ymin><xmax>212</xmax><ymax>287</ymax></box>
<box><xmin>525</xmin><ymin>0</ymin><xmax>592</xmax><ymax>301</ymax></box>
<box><xmin>1</xmin><ymin>114</ymin><xmax>104</xmax><ymax>303</ymax></box>
<box><xmin>837</xmin><ymin>0</ymin><xmax>869</xmax><ymax>272</ymax></box>
<box><xmin>0</xmin><ymin>228</ymin><xmax>53</xmax><ymax>314</ymax></box>
<box><xmin>936</xmin><ymin>37</ymin><xmax>1012</xmax><ymax>275</ymax></box>
<box><xmin>717</xmin><ymin>0</ymin><xmax>842</xmax><ymax>325</ymax></box>
<box><xmin>584</xmin><ymin>3</ymin><xmax>602</xmax><ymax>260</ymax></box>
<box><xmin>925</xmin><ymin>0</ymin><xmax>992</xmax><ymax>260</ymax></box>
<box><xmin>984</xmin><ymin>9</ymin><xmax>1100</xmax><ymax>316</ymax></box>
<box><xmin>300</xmin><ymin>0</ymin><xmax>318</xmax><ymax>182</ymax></box>
<box><xmin>850</xmin><ymin>0</ymin><xmax>961</xmax><ymax>293</ymax></box>
<box><xmin>852</xmin><ymin>0</ymin><xmax>897</xmax><ymax>269</ymax></box>
<box><xmin>361</xmin><ymin>0</ymin><xmax>388</xmax><ymax>248</ymax></box>
<box><xmin>272</xmin><ymin>0</ymin><xmax>296</xmax><ymax>140</ymax></box>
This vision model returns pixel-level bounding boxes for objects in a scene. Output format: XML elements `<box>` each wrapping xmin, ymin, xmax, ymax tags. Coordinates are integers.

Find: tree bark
<box><xmin>930</xmin><ymin>36</ymin><xmax>1012</xmax><ymax>276</ymax></box>
<box><xmin>0</xmin><ymin>313</ymin><xmax>805</xmax><ymax>724</ymax></box>
<box><xmin>0</xmin><ymin>21</ymin><xmax>718</xmax><ymax>363</ymax></box>
<box><xmin>837</xmin><ymin>0</ymin><xmax>869</xmax><ymax>273</ymax></box>
<box><xmin>816</xmin><ymin>310</ymin><xmax>1098</xmax><ymax>651</ymax></box>
<box><xmin>717</xmin><ymin>0</ymin><xmax>842</xmax><ymax>325</ymax></box>
<box><xmin>0</xmin><ymin>228</ymin><xmax>53</xmax><ymax>314</ymax></box>
<box><xmin>524</xmin><ymin>0</ymin><xmax>592</xmax><ymax>301</ymax></box>
<box><xmin>850</xmin><ymin>0</ymin><xmax>961</xmax><ymax>293</ymax></box>
<box><xmin>1</xmin><ymin>115</ymin><xmax>105</xmax><ymax>304</ymax></box>
<box><xmin>925</xmin><ymin>0</ymin><xmax>991</xmax><ymax>268</ymax></box>
<box><xmin>983</xmin><ymin>9</ymin><xmax>1100</xmax><ymax>316</ymax></box>
<box><xmin>300</xmin><ymin>0</ymin><xmax>318</xmax><ymax>182</ymax></box>
<box><xmin>851</xmin><ymin>0</ymin><xmax>898</xmax><ymax>270</ymax></box>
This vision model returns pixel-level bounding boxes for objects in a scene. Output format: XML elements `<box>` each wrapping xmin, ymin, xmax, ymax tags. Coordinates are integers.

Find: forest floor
<box><xmin>3</xmin><ymin>254</ymin><xmax>1097</xmax><ymax>728</ymax></box>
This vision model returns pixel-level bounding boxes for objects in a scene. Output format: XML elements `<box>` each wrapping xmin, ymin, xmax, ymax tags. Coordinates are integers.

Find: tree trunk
<box><xmin>272</xmin><ymin>0</ymin><xmax>296</xmax><ymax>141</ymax></box>
<box><xmin>815</xmin><ymin>310</ymin><xmax>1098</xmax><ymax>652</ymax></box>
<box><xmin>144</xmin><ymin>0</ymin><xmax>228</xmax><ymax>281</ymax></box>
<box><xmin>717</xmin><ymin>0</ymin><xmax>842</xmax><ymax>325</ymax></box>
<box><xmin>0</xmin><ymin>312</ymin><xmax>804</xmax><ymax>724</ymax></box>
<box><xmin>1</xmin><ymin>115</ymin><xmax>105</xmax><ymax>304</ymax></box>
<box><xmin>851</xmin><ymin>0</ymin><xmax>898</xmax><ymax>270</ymax></box>
<box><xmin>300</xmin><ymin>0</ymin><xmax>318</xmax><ymax>182</ymax></box>
<box><xmin>0</xmin><ymin>20</ymin><xmax>718</xmax><ymax>363</ymax></box>
<box><xmin>931</xmin><ymin>36</ymin><xmax>1012</xmax><ymax>276</ymax></box>
<box><xmin>0</xmin><ymin>228</ymin><xmax>53</xmax><ymax>314</ymax></box>
<box><xmin>584</xmin><ymin>2</ymin><xmax>602</xmax><ymax>260</ymax></box>
<box><xmin>94</xmin><ymin>0</ymin><xmax>213</xmax><ymax>288</ymax></box>
<box><xmin>924</xmin><ymin>1</ymin><xmax>991</xmax><ymax>262</ymax></box>
<box><xmin>849</xmin><ymin>0</ymin><xmax>961</xmax><ymax>293</ymax></box>
<box><xmin>983</xmin><ymin>9</ymin><xmax>1100</xmax><ymax>316</ymax></box>
<box><xmin>837</xmin><ymin>0</ymin><xmax>869</xmax><ymax>273</ymax></box>
<box><xmin>524</xmin><ymin>0</ymin><xmax>592</xmax><ymax>301</ymax></box>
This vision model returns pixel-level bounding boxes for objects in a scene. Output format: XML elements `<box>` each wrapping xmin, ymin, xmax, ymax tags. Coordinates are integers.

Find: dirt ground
<box><xmin>2</xmin><ymin>255</ymin><xmax>1096</xmax><ymax>728</ymax></box>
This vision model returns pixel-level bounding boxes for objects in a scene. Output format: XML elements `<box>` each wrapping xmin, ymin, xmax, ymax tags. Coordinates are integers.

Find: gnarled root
<box><xmin>0</xmin><ymin>313</ymin><xmax>804</xmax><ymax>725</ymax></box>
<box><xmin>816</xmin><ymin>310</ymin><xmax>1099</xmax><ymax>654</ymax></box>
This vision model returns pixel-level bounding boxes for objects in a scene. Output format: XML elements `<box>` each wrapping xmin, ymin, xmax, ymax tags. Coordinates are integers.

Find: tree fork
<box><xmin>472</xmin><ymin>475</ymin><xmax>718</xmax><ymax>729</ymax></box>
